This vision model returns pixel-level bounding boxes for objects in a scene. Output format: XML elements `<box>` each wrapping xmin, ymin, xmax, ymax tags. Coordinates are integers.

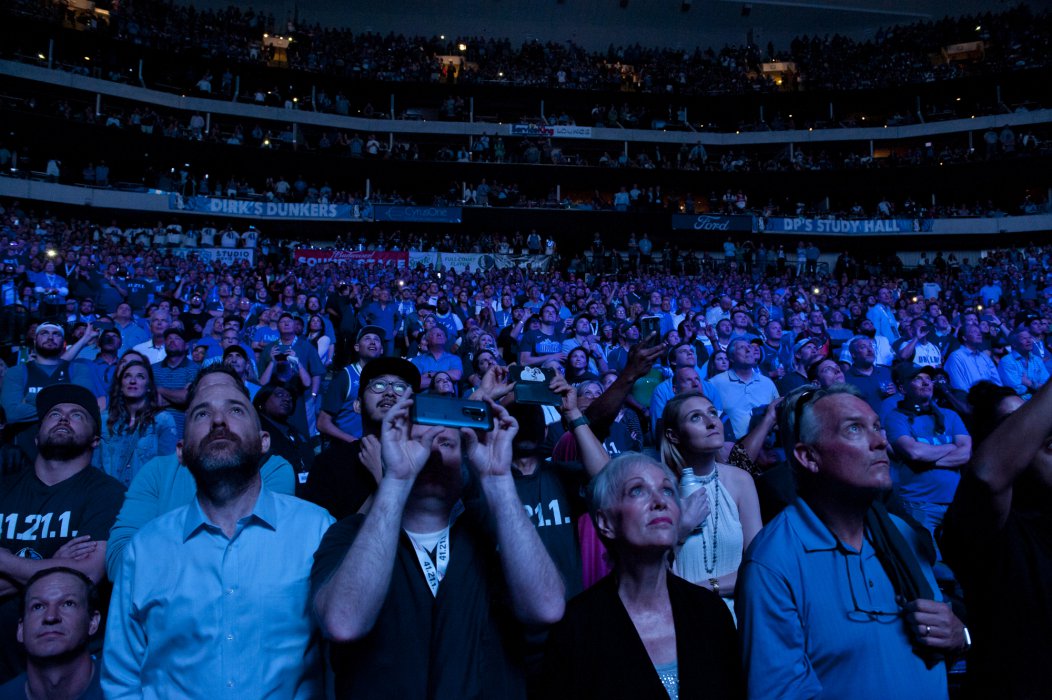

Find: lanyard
<box><xmin>405</xmin><ymin>501</ymin><xmax>464</xmax><ymax>597</ymax></box>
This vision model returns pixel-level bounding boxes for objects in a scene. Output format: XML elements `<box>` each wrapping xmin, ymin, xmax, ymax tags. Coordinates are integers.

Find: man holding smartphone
<box><xmin>311</xmin><ymin>391</ymin><xmax>564</xmax><ymax>699</ymax></box>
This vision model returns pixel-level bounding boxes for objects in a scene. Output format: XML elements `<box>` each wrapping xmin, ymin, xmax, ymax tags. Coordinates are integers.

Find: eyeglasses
<box><xmin>366</xmin><ymin>379</ymin><xmax>410</xmax><ymax>396</ymax></box>
<box><xmin>844</xmin><ymin>554</ymin><xmax>902</xmax><ymax>620</ymax></box>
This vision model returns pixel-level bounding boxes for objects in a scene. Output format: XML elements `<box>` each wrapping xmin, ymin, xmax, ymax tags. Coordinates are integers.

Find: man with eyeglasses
<box><xmin>311</xmin><ymin>384</ymin><xmax>564</xmax><ymax>700</ymax></box>
<box><xmin>737</xmin><ymin>384</ymin><xmax>967</xmax><ymax>700</ymax></box>
<box><xmin>303</xmin><ymin>358</ymin><xmax>421</xmax><ymax>521</ymax></box>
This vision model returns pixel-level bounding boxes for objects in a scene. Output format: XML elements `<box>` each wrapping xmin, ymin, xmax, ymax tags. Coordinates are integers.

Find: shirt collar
<box><xmin>789</xmin><ymin>498</ymin><xmax>846</xmax><ymax>553</ymax></box>
<box><xmin>726</xmin><ymin>368</ymin><xmax>760</xmax><ymax>384</ymax></box>
<box><xmin>182</xmin><ymin>482</ymin><xmax>277</xmax><ymax>541</ymax></box>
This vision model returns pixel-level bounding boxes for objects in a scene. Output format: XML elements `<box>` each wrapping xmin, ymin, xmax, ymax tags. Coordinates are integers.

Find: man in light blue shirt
<box><xmin>997</xmin><ymin>329</ymin><xmax>1049</xmax><ymax>399</ymax></box>
<box><xmin>866</xmin><ymin>287</ymin><xmax>900</xmax><ymax>342</ymax></box>
<box><xmin>103</xmin><ymin>366</ymin><xmax>333</xmax><ymax>699</ymax></box>
<box><xmin>944</xmin><ymin>324</ymin><xmax>1001</xmax><ymax>392</ymax></box>
<box><xmin>649</xmin><ymin>342</ymin><xmax>723</xmax><ymax>435</ymax></box>
<box><xmin>709</xmin><ymin>338</ymin><xmax>779</xmax><ymax>439</ymax></box>
<box><xmin>737</xmin><ymin>385</ymin><xmax>968</xmax><ymax>700</ymax></box>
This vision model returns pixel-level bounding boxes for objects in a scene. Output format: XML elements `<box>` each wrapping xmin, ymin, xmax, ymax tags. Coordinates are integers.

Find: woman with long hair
<box><xmin>660</xmin><ymin>392</ymin><xmax>761</xmax><ymax>616</ymax></box>
<box><xmin>564</xmin><ymin>346</ymin><xmax>600</xmax><ymax>384</ymax></box>
<box><xmin>94</xmin><ymin>360</ymin><xmax>176</xmax><ymax>487</ymax></box>
<box><xmin>477</xmin><ymin>306</ymin><xmax>498</xmax><ymax>336</ymax></box>
<box><xmin>705</xmin><ymin>349</ymin><xmax>730</xmax><ymax>378</ymax></box>
<box><xmin>306</xmin><ymin>313</ymin><xmax>333</xmax><ymax>367</ymax></box>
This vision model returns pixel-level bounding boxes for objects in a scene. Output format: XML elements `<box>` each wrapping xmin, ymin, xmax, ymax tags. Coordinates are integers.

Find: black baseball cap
<box><xmin>358</xmin><ymin>357</ymin><xmax>421</xmax><ymax>398</ymax></box>
<box><xmin>36</xmin><ymin>384</ymin><xmax>102</xmax><ymax>437</ymax></box>
<box><xmin>223</xmin><ymin>345</ymin><xmax>249</xmax><ymax>360</ymax></box>
<box><xmin>356</xmin><ymin>325</ymin><xmax>386</xmax><ymax>343</ymax></box>
<box><xmin>892</xmin><ymin>363</ymin><xmax>939</xmax><ymax>387</ymax></box>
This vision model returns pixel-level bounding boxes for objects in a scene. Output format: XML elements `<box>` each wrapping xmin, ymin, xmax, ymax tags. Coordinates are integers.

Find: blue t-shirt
<box><xmin>885</xmin><ymin>405</ymin><xmax>967</xmax><ymax>503</ymax></box>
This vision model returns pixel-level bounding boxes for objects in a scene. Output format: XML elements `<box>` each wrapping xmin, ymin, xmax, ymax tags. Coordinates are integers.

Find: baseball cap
<box><xmin>36</xmin><ymin>384</ymin><xmax>101</xmax><ymax>437</ymax></box>
<box><xmin>792</xmin><ymin>336</ymin><xmax>816</xmax><ymax>354</ymax></box>
<box><xmin>223</xmin><ymin>345</ymin><xmax>249</xmax><ymax>360</ymax></box>
<box><xmin>358</xmin><ymin>357</ymin><xmax>421</xmax><ymax>398</ymax></box>
<box><xmin>356</xmin><ymin>325</ymin><xmax>386</xmax><ymax>343</ymax></box>
<box><xmin>892</xmin><ymin>363</ymin><xmax>938</xmax><ymax>386</ymax></box>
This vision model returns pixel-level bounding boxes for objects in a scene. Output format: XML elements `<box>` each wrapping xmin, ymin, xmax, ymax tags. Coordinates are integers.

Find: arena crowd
<box><xmin>0</xmin><ymin>195</ymin><xmax>1048</xmax><ymax>698</ymax></box>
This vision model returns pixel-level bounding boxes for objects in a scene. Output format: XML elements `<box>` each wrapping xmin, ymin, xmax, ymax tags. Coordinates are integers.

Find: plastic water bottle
<box><xmin>680</xmin><ymin>468</ymin><xmax>702</xmax><ymax>498</ymax></box>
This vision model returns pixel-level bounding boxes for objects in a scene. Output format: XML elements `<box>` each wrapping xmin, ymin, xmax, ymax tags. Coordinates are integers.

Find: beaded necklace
<box><xmin>698</xmin><ymin>465</ymin><xmax>721</xmax><ymax>574</ymax></box>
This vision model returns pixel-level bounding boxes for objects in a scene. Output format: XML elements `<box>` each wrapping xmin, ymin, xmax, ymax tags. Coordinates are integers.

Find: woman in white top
<box><xmin>660</xmin><ymin>392</ymin><xmax>762</xmax><ymax>615</ymax></box>
<box><xmin>306</xmin><ymin>314</ymin><xmax>333</xmax><ymax>367</ymax></box>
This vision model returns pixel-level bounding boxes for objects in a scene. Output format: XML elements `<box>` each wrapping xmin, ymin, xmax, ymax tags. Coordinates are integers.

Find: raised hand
<box><xmin>380</xmin><ymin>391</ymin><xmax>441</xmax><ymax>483</ymax></box>
<box><xmin>359</xmin><ymin>434</ymin><xmax>383</xmax><ymax>484</ymax></box>
<box><xmin>460</xmin><ymin>399</ymin><xmax>518</xmax><ymax>479</ymax></box>
<box><xmin>624</xmin><ymin>335</ymin><xmax>665</xmax><ymax>380</ymax></box>
<box><xmin>474</xmin><ymin>365</ymin><xmax>515</xmax><ymax>402</ymax></box>
<box><xmin>549</xmin><ymin>374</ymin><xmax>579</xmax><ymax>416</ymax></box>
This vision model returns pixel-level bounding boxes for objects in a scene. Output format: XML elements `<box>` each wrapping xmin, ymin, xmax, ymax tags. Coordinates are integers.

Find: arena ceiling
<box><xmin>185</xmin><ymin>0</ymin><xmax>1020</xmax><ymax>51</ymax></box>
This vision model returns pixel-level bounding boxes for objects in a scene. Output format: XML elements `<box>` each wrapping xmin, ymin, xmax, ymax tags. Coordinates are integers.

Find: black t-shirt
<box><xmin>521</xmin><ymin>329</ymin><xmax>563</xmax><ymax>358</ymax></box>
<box><xmin>512</xmin><ymin>465</ymin><xmax>586</xmax><ymax>598</ymax></box>
<box><xmin>182</xmin><ymin>311</ymin><xmax>211</xmax><ymax>339</ymax></box>
<box><xmin>309</xmin><ymin>507</ymin><xmax>529</xmax><ymax>700</ymax></box>
<box><xmin>0</xmin><ymin>466</ymin><xmax>125</xmax><ymax>681</ymax></box>
<box><xmin>301</xmin><ymin>441</ymin><xmax>376</xmax><ymax>521</ymax></box>
<box><xmin>942</xmin><ymin>472</ymin><xmax>1052</xmax><ymax>700</ymax></box>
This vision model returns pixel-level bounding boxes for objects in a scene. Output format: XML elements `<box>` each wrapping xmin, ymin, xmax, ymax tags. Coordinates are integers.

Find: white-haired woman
<box><xmin>542</xmin><ymin>453</ymin><xmax>742</xmax><ymax>699</ymax></box>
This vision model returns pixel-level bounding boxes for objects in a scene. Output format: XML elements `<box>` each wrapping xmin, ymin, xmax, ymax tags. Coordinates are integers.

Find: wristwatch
<box><xmin>568</xmin><ymin>415</ymin><xmax>589</xmax><ymax>429</ymax></box>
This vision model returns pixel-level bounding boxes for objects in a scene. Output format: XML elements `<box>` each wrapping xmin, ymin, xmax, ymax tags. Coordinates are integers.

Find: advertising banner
<box><xmin>509</xmin><ymin>124</ymin><xmax>593</xmax><ymax>139</ymax></box>
<box><xmin>169</xmin><ymin>195</ymin><xmax>368</xmax><ymax>220</ymax></box>
<box><xmin>170</xmin><ymin>247</ymin><xmax>255</xmax><ymax>265</ymax></box>
<box><xmin>758</xmin><ymin>217</ymin><xmax>935</xmax><ymax>234</ymax></box>
<box><xmin>293</xmin><ymin>249</ymin><xmax>409</xmax><ymax>267</ymax></box>
<box><xmin>408</xmin><ymin>252</ymin><xmax>551</xmax><ymax>273</ymax></box>
<box><xmin>671</xmin><ymin>214</ymin><xmax>753</xmax><ymax>232</ymax></box>
<box><xmin>371</xmin><ymin>205</ymin><xmax>462</xmax><ymax>224</ymax></box>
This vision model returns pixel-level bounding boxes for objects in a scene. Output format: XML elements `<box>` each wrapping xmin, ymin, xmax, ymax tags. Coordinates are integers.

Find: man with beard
<box><xmin>317</xmin><ymin>326</ymin><xmax>385</xmax><ymax>445</ymax></box>
<box><xmin>431</xmin><ymin>297</ymin><xmax>463</xmax><ymax>351</ymax></box>
<box><xmin>1</xmin><ymin>323</ymin><xmax>93</xmax><ymax>434</ymax></box>
<box><xmin>310</xmin><ymin>391</ymin><xmax>564</xmax><ymax>699</ymax></box>
<box><xmin>103</xmin><ymin>365</ymin><xmax>334</xmax><ymax>698</ymax></box>
<box><xmin>0</xmin><ymin>568</ymin><xmax>103</xmax><ymax>699</ymax></box>
<box><xmin>0</xmin><ymin>385</ymin><xmax>124</xmax><ymax>683</ymax></box>
<box><xmin>304</xmin><ymin>358</ymin><xmax>420</xmax><ymax>520</ymax></box>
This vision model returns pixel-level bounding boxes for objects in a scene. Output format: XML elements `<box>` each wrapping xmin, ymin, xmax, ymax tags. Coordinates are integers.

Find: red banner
<box><xmin>293</xmin><ymin>249</ymin><xmax>409</xmax><ymax>266</ymax></box>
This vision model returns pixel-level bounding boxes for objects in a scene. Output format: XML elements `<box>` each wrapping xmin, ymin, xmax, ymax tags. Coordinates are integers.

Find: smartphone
<box><xmin>92</xmin><ymin>321</ymin><xmax>115</xmax><ymax>332</ymax></box>
<box><xmin>639</xmin><ymin>315</ymin><xmax>662</xmax><ymax>346</ymax></box>
<box><xmin>411</xmin><ymin>394</ymin><xmax>493</xmax><ymax>431</ymax></box>
<box><xmin>510</xmin><ymin>366</ymin><xmax>562</xmax><ymax>406</ymax></box>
